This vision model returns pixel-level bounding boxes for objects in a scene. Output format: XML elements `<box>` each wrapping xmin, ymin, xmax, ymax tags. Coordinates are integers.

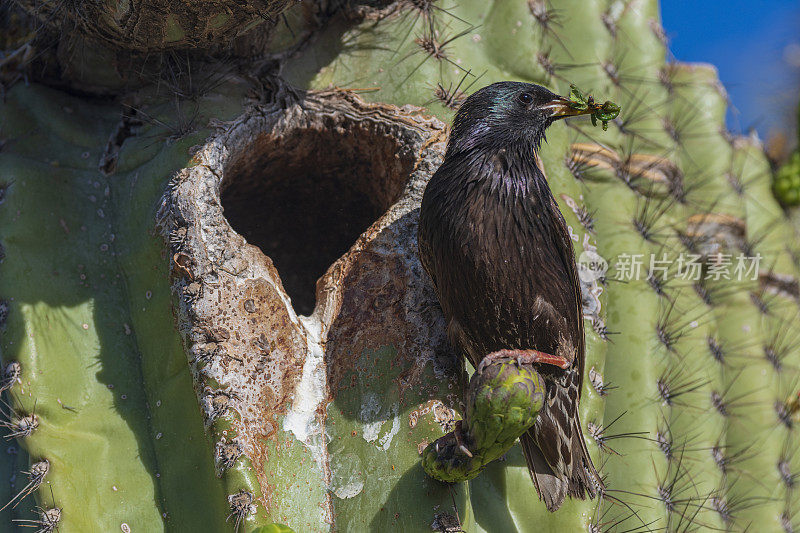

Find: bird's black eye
<box><xmin>518</xmin><ymin>92</ymin><xmax>533</xmax><ymax>105</ymax></box>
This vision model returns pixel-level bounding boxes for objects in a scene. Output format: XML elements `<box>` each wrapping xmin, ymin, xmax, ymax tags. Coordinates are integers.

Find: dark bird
<box><xmin>418</xmin><ymin>81</ymin><xmax>603</xmax><ymax>511</ymax></box>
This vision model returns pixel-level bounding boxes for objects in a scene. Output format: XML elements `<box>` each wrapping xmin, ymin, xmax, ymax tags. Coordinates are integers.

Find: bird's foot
<box><xmin>453</xmin><ymin>420</ymin><xmax>473</xmax><ymax>458</ymax></box>
<box><xmin>477</xmin><ymin>348</ymin><xmax>570</xmax><ymax>373</ymax></box>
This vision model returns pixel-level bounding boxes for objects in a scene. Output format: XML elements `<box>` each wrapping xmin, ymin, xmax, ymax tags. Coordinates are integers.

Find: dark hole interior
<box><xmin>221</xmin><ymin>118</ymin><xmax>413</xmax><ymax>316</ymax></box>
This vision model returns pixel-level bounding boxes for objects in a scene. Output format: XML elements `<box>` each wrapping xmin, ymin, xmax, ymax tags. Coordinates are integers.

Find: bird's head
<box><xmin>447</xmin><ymin>81</ymin><xmax>596</xmax><ymax>155</ymax></box>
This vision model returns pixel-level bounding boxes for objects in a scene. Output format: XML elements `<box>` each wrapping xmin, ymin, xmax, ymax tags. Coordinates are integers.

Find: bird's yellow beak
<box><xmin>543</xmin><ymin>96</ymin><xmax>597</xmax><ymax>118</ymax></box>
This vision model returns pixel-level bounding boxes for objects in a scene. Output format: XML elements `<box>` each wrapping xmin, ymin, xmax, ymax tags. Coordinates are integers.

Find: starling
<box><xmin>418</xmin><ymin>81</ymin><xmax>605</xmax><ymax>511</ymax></box>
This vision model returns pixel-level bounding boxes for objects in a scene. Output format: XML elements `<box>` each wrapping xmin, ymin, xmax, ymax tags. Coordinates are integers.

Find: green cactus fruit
<box><xmin>774</xmin><ymin>151</ymin><xmax>800</xmax><ymax>207</ymax></box>
<box><xmin>422</xmin><ymin>360</ymin><xmax>545</xmax><ymax>483</ymax></box>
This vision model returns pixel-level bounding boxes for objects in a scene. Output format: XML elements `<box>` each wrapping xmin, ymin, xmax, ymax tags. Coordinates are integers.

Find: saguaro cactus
<box><xmin>1</xmin><ymin>1</ymin><xmax>799</xmax><ymax>532</ymax></box>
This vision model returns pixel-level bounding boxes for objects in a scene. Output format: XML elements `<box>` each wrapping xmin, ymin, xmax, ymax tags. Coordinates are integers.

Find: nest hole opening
<box><xmin>221</xmin><ymin>117</ymin><xmax>415</xmax><ymax>316</ymax></box>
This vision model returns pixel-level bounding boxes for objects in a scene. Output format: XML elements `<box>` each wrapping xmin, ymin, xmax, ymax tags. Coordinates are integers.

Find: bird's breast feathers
<box><xmin>419</xmin><ymin>151</ymin><xmax>580</xmax><ymax>361</ymax></box>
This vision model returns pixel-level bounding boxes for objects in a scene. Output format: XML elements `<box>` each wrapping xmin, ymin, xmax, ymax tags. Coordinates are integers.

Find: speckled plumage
<box><xmin>418</xmin><ymin>81</ymin><xmax>601</xmax><ymax>511</ymax></box>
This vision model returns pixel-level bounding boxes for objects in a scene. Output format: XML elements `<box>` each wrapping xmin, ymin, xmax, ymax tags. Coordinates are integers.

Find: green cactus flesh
<box><xmin>1</xmin><ymin>0</ymin><xmax>799</xmax><ymax>532</ymax></box>
<box><xmin>0</xmin><ymin>84</ymin><xmax>233</xmax><ymax>531</ymax></box>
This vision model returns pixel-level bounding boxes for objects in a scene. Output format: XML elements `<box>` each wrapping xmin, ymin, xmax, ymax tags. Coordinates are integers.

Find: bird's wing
<box><xmin>521</xmin><ymin>195</ymin><xmax>599</xmax><ymax>511</ymax></box>
<box><xmin>547</xmin><ymin>195</ymin><xmax>586</xmax><ymax>394</ymax></box>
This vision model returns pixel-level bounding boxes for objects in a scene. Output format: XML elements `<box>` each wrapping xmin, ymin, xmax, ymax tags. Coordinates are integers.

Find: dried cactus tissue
<box><xmin>0</xmin><ymin>1</ymin><xmax>799</xmax><ymax>532</ymax></box>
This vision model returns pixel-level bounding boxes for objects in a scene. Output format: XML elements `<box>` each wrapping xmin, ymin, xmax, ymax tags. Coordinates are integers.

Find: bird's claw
<box><xmin>478</xmin><ymin>348</ymin><xmax>571</xmax><ymax>373</ymax></box>
<box><xmin>453</xmin><ymin>420</ymin><xmax>473</xmax><ymax>458</ymax></box>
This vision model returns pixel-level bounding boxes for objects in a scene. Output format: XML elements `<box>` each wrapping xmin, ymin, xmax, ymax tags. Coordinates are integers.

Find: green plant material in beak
<box><xmin>569</xmin><ymin>84</ymin><xmax>621</xmax><ymax>131</ymax></box>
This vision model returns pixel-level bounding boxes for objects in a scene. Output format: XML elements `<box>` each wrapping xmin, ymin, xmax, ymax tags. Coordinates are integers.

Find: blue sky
<box><xmin>661</xmin><ymin>0</ymin><xmax>800</xmax><ymax>140</ymax></box>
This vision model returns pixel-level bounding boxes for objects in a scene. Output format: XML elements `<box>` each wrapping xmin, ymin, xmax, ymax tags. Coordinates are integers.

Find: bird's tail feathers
<box><xmin>521</xmin><ymin>370</ymin><xmax>602</xmax><ymax>511</ymax></box>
